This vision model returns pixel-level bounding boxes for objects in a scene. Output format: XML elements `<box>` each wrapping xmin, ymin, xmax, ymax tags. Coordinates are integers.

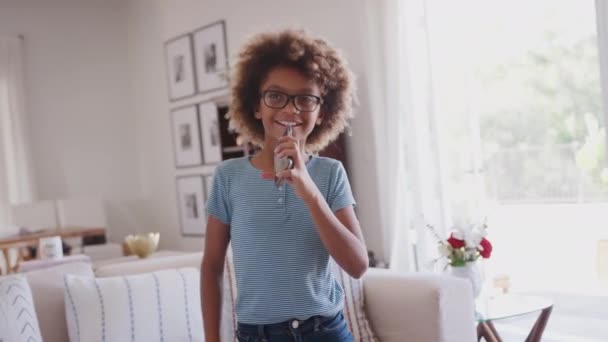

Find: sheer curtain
<box><xmin>363</xmin><ymin>0</ymin><xmax>448</xmax><ymax>272</ymax></box>
<box><xmin>596</xmin><ymin>0</ymin><xmax>608</xmax><ymax>148</ymax></box>
<box><xmin>0</xmin><ymin>35</ymin><xmax>37</xmax><ymax>229</ymax></box>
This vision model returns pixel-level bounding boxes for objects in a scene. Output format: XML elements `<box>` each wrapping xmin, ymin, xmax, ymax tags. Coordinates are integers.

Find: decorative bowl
<box><xmin>124</xmin><ymin>232</ymin><xmax>159</xmax><ymax>258</ymax></box>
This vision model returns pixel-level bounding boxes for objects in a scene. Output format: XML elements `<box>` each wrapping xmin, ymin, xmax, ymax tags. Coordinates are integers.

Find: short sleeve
<box><xmin>328</xmin><ymin>161</ymin><xmax>356</xmax><ymax>212</ymax></box>
<box><xmin>206</xmin><ymin>166</ymin><xmax>231</xmax><ymax>225</ymax></box>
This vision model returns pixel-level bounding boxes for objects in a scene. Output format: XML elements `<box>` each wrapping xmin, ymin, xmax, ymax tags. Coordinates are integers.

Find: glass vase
<box><xmin>449</xmin><ymin>261</ymin><xmax>482</xmax><ymax>298</ymax></box>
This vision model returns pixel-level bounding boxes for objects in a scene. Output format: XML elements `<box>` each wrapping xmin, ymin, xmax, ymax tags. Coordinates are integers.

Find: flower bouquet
<box><xmin>427</xmin><ymin>222</ymin><xmax>493</xmax><ymax>298</ymax></box>
<box><xmin>427</xmin><ymin>222</ymin><xmax>493</xmax><ymax>268</ymax></box>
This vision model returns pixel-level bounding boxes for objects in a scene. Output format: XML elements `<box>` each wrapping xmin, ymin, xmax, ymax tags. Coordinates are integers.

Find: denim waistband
<box><xmin>237</xmin><ymin>311</ymin><xmax>341</xmax><ymax>335</ymax></box>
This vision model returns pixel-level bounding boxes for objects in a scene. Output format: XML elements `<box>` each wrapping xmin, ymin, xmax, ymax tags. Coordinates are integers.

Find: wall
<box><xmin>0</xmin><ymin>0</ymin><xmax>386</xmax><ymax>259</ymax></box>
<box><xmin>127</xmin><ymin>0</ymin><xmax>385</xmax><ymax>257</ymax></box>
<box><xmin>0</xmin><ymin>0</ymin><xmax>141</xmax><ymax>240</ymax></box>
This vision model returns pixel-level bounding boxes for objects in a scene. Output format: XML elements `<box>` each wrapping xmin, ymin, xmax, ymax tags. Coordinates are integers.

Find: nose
<box><xmin>282</xmin><ymin>97</ymin><xmax>300</xmax><ymax>115</ymax></box>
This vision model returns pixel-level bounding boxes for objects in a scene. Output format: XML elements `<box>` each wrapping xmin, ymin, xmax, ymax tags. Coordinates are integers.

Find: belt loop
<box><xmin>257</xmin><ymin>324</ymin><xmax>268</xmax><ymax>341</ymax></box>
<box><xmin>314</xmin><ymin>316</ymin><xmax>321</xmax><ymax>332</ymax></box>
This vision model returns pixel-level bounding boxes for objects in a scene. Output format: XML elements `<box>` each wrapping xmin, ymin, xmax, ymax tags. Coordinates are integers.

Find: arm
<box><xmin>201</xmin><ymin>215</ymin><xmax>230</xmax><ymax>342</ymax></box>
<box><xmin>304</xmin><ymin>193</ymin><xmax>368</xmax><ymax>279</ymax></box>
<box><xmin>275</xmin><ymin>136</ymin><xmax>368</xmax><ymax>278</ymax></box>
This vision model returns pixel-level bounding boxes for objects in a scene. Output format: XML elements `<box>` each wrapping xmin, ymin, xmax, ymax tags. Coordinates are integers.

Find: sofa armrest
<box><xmin>363</xmin><ymin>268</ymin><xmax>476</xmax><ymax>342</ymax></box>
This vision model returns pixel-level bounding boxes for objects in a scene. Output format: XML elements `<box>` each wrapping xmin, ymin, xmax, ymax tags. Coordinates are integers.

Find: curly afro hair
<box><xmin>227</xmin><ymin>29</ymin><xmax>356</xmax><ymax>153</ymax></box>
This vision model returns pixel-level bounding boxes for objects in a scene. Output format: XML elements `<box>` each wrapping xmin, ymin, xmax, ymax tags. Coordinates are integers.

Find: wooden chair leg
<box><xmin>0</xmin><ymin>248</ymin><xmax>8</xmax><ymax>275</ymax></box>
<box><xmin>1</xmin><ymin>248</ymin><xmax>11</xmax><ymax>274</ymax></box>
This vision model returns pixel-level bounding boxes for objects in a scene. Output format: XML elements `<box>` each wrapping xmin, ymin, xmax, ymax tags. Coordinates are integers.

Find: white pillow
<box><xmin>64</xmin><ymin>267</ymin><xmax>203</xmax><ymax>342</ymax></box>
<box><xmin>24</xmin><ymin>261</ymin><xmax>94</xmax><ymax>342</ymax></box>
<box><xmin>0</xmin><ymin>274</ymin><xmax>43</xmax><ymax>342</ymax></box>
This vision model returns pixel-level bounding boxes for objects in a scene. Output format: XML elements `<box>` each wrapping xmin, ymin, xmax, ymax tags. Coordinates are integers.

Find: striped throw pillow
<box><xmin>221</xmin><ymin>253</ymin><xmax>238</xmax><ymax>342</ymax></box>
<box><xmin>330</xmin><ymin>260</ymin><xmax>378</xmax><ymax>342</ymax></box>
<box><xmin>64</xmin><ymin>267</ymin><xmax>203</xmax><ymax>342</ymax></box>
<box><xmin>0</xmin><ymin>275</ymin><xmax>43</xmax><ymax>342</ymax></box>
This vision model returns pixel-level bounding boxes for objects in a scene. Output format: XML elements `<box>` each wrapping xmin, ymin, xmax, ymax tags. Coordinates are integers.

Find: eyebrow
<box><xmin>266</xmin><ymin>85</ymin><xmax>318</xmax><ymax>94</ymax></box>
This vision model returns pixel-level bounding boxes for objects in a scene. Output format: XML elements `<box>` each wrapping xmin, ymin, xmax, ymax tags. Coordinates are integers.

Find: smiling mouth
<box><xmin>275</xmin><ymin>120</ymin><xmax>302</xmax><ymax>127</ymax></box>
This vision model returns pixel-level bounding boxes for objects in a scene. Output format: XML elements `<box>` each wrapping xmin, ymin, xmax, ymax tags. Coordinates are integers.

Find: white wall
<box><xmin>127</xmin><ymin>0</ymin><xmax>385</xmax><ymax>257</ymax></box>
<box><xmin>0</xmin><ymin>0</ymin><xmax>386</xmax><ymax>259</ymax></box>
<box><xmin>0</xmin><ymin>0</ymin><xmax>141</xmax><ymax>240</ymax></box>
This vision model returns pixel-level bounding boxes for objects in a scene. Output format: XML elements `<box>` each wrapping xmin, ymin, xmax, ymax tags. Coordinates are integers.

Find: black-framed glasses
<box><xmin>261</xmin><ymin>90</ymin><xmax>323</xmax><ymax>112</ymax></box>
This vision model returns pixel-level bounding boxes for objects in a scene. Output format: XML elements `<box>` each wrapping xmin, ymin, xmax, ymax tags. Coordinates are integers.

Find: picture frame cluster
<box><xmin>164</xmin><ymin>20</ymin><xmax>228</xmax><ymax>237</ymax></box>
<box><xmin>164</xmin><ymin>20</ymin><xmax>229</xmax><ymax>100</ymax></box>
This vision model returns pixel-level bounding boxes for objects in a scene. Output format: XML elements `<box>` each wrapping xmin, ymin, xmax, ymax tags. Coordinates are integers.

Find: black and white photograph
<box><xmin>171</xmin><ymin>105</ymin><xmax>203</xmax><ymax>168</ymax></box>
<box><xmin>204</xmin><ymin>43</ymin><xmax>217</xmax><ymax>73</ymax></box>
<box><xmin>199</xmin><ymin>102</ymin><xmax>223</xmax><ymax>164</ymax></box>
<box><xmin>185</xmin><ymin>193</ymin><xmax>199</xmax><ymax>218</ymax></box>
<box><xmin>164</xmin><ymin>34</ymin><xmax>197</xmax><ymax>101</ymax></box>
<box><xmin>176</xmin><ymin>175</ymin><xmax>206</xmax><ymax>237</ymax></box>
<box><xmin>193</xmin><ymin>20</ymin><xmax>229</xmax><ymax>94</ymax></box>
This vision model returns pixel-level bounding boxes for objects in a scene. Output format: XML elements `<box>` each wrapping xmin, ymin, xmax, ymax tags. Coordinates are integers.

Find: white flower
<box><xmin>464</xmin><ymin>248</ymin><xmax>478</xmax><ymax>260</ymax></box>
<box><xmin>453</xmin><ymin>223</ymin><xmax>485</xmax><ymax>248</ymax></box>
<box><xmin>452</xmin><ymin>228</ymin><xmax>465</xmax><ymax>240</ymax></box>
<box><xmin>438</xmin><ymin>244</ymin><xmax>451</xmax><ymax>257</ymax></box>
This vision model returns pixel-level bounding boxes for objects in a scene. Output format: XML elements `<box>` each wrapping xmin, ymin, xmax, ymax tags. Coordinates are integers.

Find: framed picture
<box><xmin>170</xmin><ymin>105</ymin><xmax>202</xmax><ymax>168</ymax></box>
<box><xmin>164</xmin><ymin>34</ymin><xmax>197</xmax><ymax>101</ymax></box>
<box><xmin>193</xmin><ymin>20</ymin><xmax>229</xmax><ymax>94</ymax></box>
<box><xmin>176</xmin><ymin>175</ymin><xmax>206</xmax><ymax>237</ymax></box>
<box><xmin>199</xmin><ymin>102</ymin><xmax>223</xmax><ymax>164</ymax></box>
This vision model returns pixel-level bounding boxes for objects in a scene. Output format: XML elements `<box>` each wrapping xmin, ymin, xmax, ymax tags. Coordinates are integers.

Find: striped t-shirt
<box><xmin>206</xmin><ymin>155</ymin><xmax>356</xmax><ymax>324</ymax></box>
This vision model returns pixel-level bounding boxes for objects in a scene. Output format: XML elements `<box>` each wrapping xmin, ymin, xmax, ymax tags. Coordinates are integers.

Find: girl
<box><xmin>201</xmin><ymin>29</ymin><xmax>368</xmax><ymax>342</ymax></box>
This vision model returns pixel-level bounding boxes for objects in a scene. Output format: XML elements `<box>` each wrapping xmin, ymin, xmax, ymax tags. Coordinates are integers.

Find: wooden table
<box><xmin>0</xmin><ymin>227</ymin><xmax>106</xmax><ymax>274</ymax></box>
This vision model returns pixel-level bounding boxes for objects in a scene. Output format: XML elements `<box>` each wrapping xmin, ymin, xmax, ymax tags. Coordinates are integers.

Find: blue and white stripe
<box><xmin>122</xmin><ymin>277</ymin><xmax>135</xmax><ymax>342</ymax></box>
<box><xmin>63</xmin><ymin>275</ymin><xmax>80</xmax><ymax>342</ymax></box>
<box><xmin>152</xmin><ymin>274</ymin><xmax>164</xmax><ymax>342</ymax></box>
<box><xmin>207</xmin><ymin>156</ymin><xmax>356</xmax><ymax>324</ymax></box>
<box><xmin>177</xmin><ymin>269</ymin><xmax>193</xmax><ymax>342</ymax></box>
<box><xmin>93</xmin><ymin>280</ymin><xmax>106</xmax><ymax>342</ymax></box>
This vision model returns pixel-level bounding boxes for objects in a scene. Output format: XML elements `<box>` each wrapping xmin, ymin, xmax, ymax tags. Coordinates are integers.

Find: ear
<box><xmin>315</xmin><ymin>111</ymin><xmax>324</xmax><ymax>126</ymax></box>
<box><xmin>254</xmin><ymin>105</ymin><xmax>262</xmax><ymax>119</ymax></box>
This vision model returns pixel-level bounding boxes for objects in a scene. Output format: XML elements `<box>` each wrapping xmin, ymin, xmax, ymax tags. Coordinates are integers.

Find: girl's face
<box><xmin>255</xmin><ymin>66</ymin><xmax>324</xmax><ymax>145</ymax></box>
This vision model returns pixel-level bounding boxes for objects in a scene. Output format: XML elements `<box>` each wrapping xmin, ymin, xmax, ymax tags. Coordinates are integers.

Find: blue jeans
<box><xmin>236</xmin><ymin>311</ymin><xmax>354</xmax><ymax>342</ymax></box>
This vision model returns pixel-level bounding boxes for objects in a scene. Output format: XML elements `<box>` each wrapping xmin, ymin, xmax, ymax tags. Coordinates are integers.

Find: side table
<box><xmin>476</xmin><ymin>294</ymin><xmax>553</xmax><ymax>342</ymax></box>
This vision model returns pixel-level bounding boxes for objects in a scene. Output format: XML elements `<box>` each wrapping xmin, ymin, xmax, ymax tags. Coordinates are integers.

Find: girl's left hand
<box><xmin>274</xmin><ymin>135</ymin><xmax>320</xmax><ymax>202</ymax></box>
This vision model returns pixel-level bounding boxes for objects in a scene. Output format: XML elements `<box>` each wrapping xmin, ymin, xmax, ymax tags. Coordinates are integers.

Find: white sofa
<box><xmin>6</xmin><ymin>252</ymin><xmax>477</xmax><ymax>342</ymax></box>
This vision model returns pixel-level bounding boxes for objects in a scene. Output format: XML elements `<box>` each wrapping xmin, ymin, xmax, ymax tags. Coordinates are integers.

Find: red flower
<box><xmin>447</xmin><ymin>234</ymin><xmax>465</xmax><ymax>248</ymax></box>
<box><xmin>478</xmin><ymin>238</ymin><xmax>493</xmax><ymax>258</ymax></box>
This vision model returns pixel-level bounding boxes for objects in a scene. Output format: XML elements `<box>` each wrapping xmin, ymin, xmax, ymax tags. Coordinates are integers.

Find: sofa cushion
<box><xmin>94</xmin><ymin>251</ymin><xmax>237</xmax><ymax>342</ymax></box>
<box><xmin>94</xmin><ymin>252</ymin><xmax>202</xmax><ymax>277</ymax></box>
<box><xmin>23</xmin><ymin>261</ymin><xmax>94</xmax><ymax>342</ymax></box>
<box><xmin>18</xmin><ymin>254</ymin><xmax>92</xmax><ymax>272</ymax></box>
<box><xmin>64</xmin><ymin>267</ymin><xmax>203</xmax><ymax>342</ymax></box>
<box><xmin>0</xmin><ymin>274</ymin><xmax>43</xmax><ymax>342</ymax></box>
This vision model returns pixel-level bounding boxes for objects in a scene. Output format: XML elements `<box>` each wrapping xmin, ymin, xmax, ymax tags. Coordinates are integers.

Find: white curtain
<box><xmin>0</xmin><ymin>35</ymin><xmax>37</xmax><ymax>228</ymax></box>
<box><xmin>364</xmin><ymin>0</ymin><xmax>448</xmax><ymax>272</ymax></box>
<box><xmin>596</xmin><ymin>0</ymin><xmax>608</xmax><ymax>150</ymax></box>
